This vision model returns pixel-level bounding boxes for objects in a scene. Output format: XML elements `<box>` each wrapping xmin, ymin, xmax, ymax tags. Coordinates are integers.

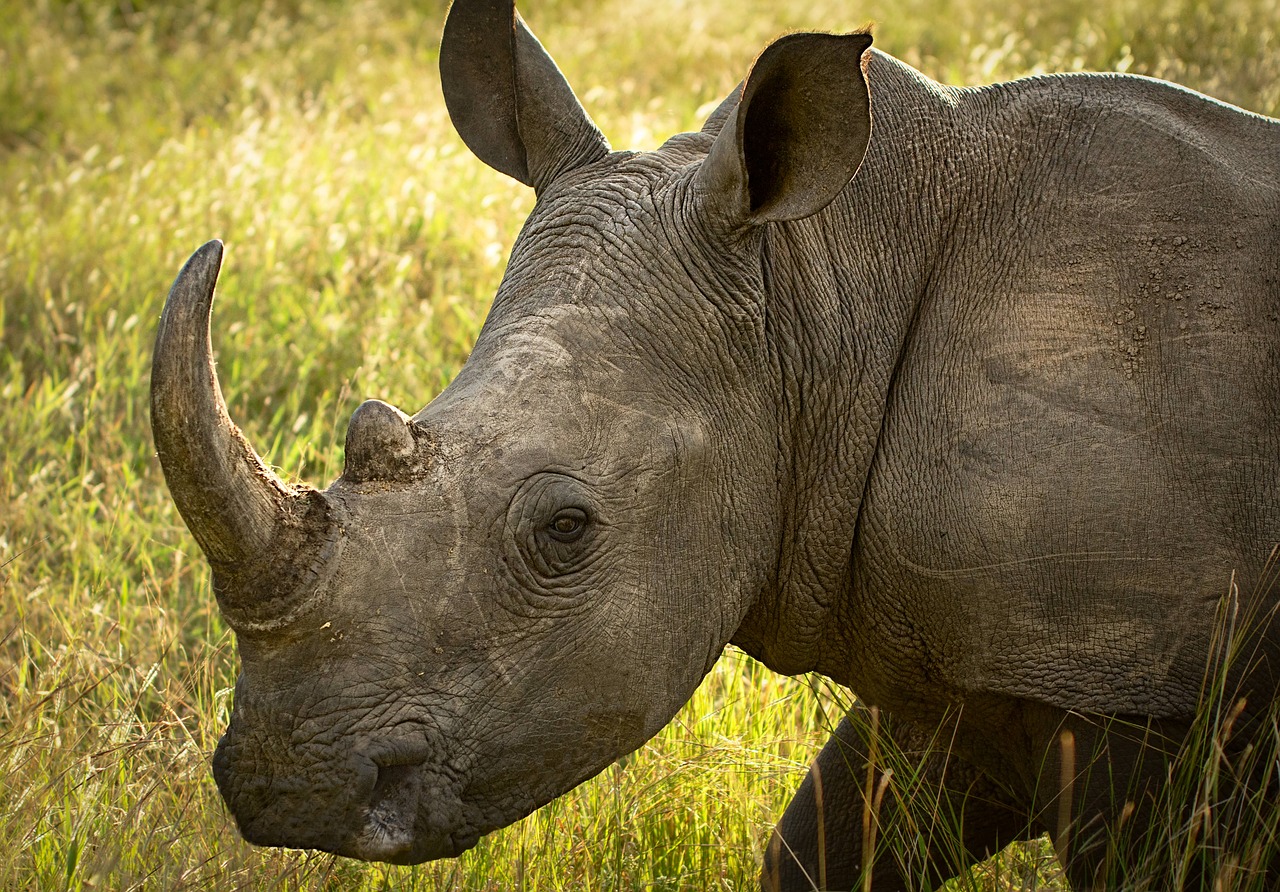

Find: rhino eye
<box><xmin>504</xmin><ymin>473</ymin><xmax>604</xmax><ymax>588</ymax></box>
<box><xmin>548</xmin><ymin>509</ymin><xmax>587</xmax><ymax>542</ymax></box>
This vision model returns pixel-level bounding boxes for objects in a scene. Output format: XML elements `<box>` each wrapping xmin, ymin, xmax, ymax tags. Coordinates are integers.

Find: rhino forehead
<box><xmin>505</xmin><ymin>168</ymin><xmax>701</xmax><ymax>277</ymax></box>
<box><xmin>487</xmin><ymin>199</ymin><xmax>768</xmax><ymax>387</ymax></box>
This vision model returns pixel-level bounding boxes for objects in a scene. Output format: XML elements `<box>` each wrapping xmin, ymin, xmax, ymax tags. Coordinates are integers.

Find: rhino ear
<box><xmin>695</xmin><ymin>32</ymin><xmax>873</xmax><ymax>224</ymax></box>
<box><xmin>440</xmin><ymin>0</ymin><xmax>610</xmax><ymax>192</ymax></box>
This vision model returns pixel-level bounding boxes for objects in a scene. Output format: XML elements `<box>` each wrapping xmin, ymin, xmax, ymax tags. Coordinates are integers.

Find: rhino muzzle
<box><xmin>212</xmin><ymin>728</ymin><xmax>478</xmax><ymax>864</ymax></box>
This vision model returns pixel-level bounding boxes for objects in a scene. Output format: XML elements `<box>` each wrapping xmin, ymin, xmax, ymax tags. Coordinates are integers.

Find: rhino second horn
<box><xmin>342</xmin><ymin>399</ymin><xmax>422</xmax><ymax>483</ymax></box>
<box><xmin>150</xmin><ymin>240</ymin><xmax>303</xmax><ymax>568</ymax></box>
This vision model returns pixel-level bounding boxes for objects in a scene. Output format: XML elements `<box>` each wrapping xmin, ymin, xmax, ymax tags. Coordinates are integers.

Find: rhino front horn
<box><xmin>151</xmin><ymin>241</ymin><xmax>338</xmax><ymax>623</ymax></box>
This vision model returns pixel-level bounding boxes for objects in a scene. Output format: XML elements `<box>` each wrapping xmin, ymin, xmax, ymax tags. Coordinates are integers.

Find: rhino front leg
<box><xmin>763</xmin><ymin>707</ymin><xmax>1034</xmax><ymax>892</ymax></box>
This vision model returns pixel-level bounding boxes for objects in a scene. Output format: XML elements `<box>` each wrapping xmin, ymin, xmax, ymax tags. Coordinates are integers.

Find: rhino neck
<box><xmin>729</xmin><ymin>51</ymin><xmax>964</xmax><ymax>682</ymax></box>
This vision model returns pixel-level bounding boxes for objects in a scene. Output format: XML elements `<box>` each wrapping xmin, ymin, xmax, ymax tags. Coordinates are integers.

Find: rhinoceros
<box><xmin>150</xmin><ymin>0</ymin><xmax>1280</xmax><ymax>888</ymax></box>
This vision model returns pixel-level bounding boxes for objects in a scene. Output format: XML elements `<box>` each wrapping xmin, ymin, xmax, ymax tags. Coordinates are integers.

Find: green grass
<box><xmin>1</xmin><ymin>0</ymin><xmax>1277</xmax><ymax>888</ymax></box>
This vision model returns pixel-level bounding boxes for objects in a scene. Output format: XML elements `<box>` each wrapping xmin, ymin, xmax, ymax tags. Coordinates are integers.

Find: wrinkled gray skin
<box><xmin>150</xmin><ymin>0</ymin><xmax>1280</xmax><ymax>887</ymax></box>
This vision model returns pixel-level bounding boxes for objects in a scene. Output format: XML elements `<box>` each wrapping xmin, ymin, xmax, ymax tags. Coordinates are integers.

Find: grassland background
<box><xmin>0</xmin><ymin>0</ymin><xmax>1276</xmax><ymax>889</ymax></box>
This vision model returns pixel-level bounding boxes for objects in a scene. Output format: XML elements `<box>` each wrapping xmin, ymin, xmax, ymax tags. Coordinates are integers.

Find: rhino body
<box><xmin>151</xmin><ymin>1</ymin><xmax>1280</xmax><ymax>888</ymax></box>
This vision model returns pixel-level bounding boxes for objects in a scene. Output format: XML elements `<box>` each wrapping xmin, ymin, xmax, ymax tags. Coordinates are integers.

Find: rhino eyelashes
<box><xmin>529</xmin><ymin>521</ymin><xmax>596</xmax><ymax>578</ymax></box>
<box><xmin>521</xmin><ymin>501</ymin><xmax>598</xmax><ymax>578</ymax></box>
<box><xmin>547</xmin><ymin>508</ymin><xmax>588</xmax><ymax>542</ymax></box>
<box><xmin>497</xmin><ymin>473</ymin><xmax>610</xmax><ymax>603</ymax></box>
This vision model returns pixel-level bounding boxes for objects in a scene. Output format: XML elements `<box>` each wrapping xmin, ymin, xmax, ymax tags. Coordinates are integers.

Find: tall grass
<box><xmin>834</xmin><ymin>553</ymin><xmax>1280</xmax><ymax>890</ymax></box>
<box><xmin>1</xmin><ymin>0</ymin><xmax>1276</xmax><ymax>888</ymax></box>
<box><xmin>1067</xmin><ymin>556</ymin><xmax>1280</xmax><ymax>891</ymax></box>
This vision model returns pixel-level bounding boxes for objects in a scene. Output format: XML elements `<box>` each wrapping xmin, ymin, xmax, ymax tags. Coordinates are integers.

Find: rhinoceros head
<box><xmin>151</xmin><ymin>0</ymin><xmax>872</xmax><ymax>864</ymax></box>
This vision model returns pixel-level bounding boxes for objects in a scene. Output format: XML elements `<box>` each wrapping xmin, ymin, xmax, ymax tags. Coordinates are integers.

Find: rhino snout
<box><xmin>212</xmin><ymin>733</ymin><xmax>470</xmax><ymax>864</ymax></box>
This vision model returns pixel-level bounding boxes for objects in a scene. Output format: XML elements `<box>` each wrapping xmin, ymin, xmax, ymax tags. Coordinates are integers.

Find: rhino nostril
<box><xmin>355</xmin><ymin>761</ymin><xmax>423</xmax><ymax>861</ymax></box>
<box><xmin>371</xmin><ymin>762</ymin><xmax>416</xmax><ymax>807</ymax></box>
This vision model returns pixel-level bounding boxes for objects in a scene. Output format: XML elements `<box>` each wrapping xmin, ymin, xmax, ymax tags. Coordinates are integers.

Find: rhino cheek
<box><xmin>457</xmin><ymin>683</ymin><xmax>650</xmax><ymax>825</ymax></box>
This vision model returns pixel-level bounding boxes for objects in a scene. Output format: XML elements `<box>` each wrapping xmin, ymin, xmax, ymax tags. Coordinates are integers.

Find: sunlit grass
<box><xmin>1</xmin><ymin>0</ymin><xmax>1276</xmax><ymax>888</ymax></box>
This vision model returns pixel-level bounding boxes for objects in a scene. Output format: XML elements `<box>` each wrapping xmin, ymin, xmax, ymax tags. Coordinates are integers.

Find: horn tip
<box><xmin>191</xmin><ymin>238</ymin><xmax>224</xmax><ymax>268</ymax></box>
<box><xmin>165</xmin><ymin>239</ymin><xmax>226</xmax><ymax>315</ymax></box>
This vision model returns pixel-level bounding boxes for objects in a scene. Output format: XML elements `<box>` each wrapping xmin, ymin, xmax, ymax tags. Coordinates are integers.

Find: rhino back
<box><xmin>848</xmin><ymin>67</ymin><xmax>1280</xmax><ymax>722</ymax></box>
